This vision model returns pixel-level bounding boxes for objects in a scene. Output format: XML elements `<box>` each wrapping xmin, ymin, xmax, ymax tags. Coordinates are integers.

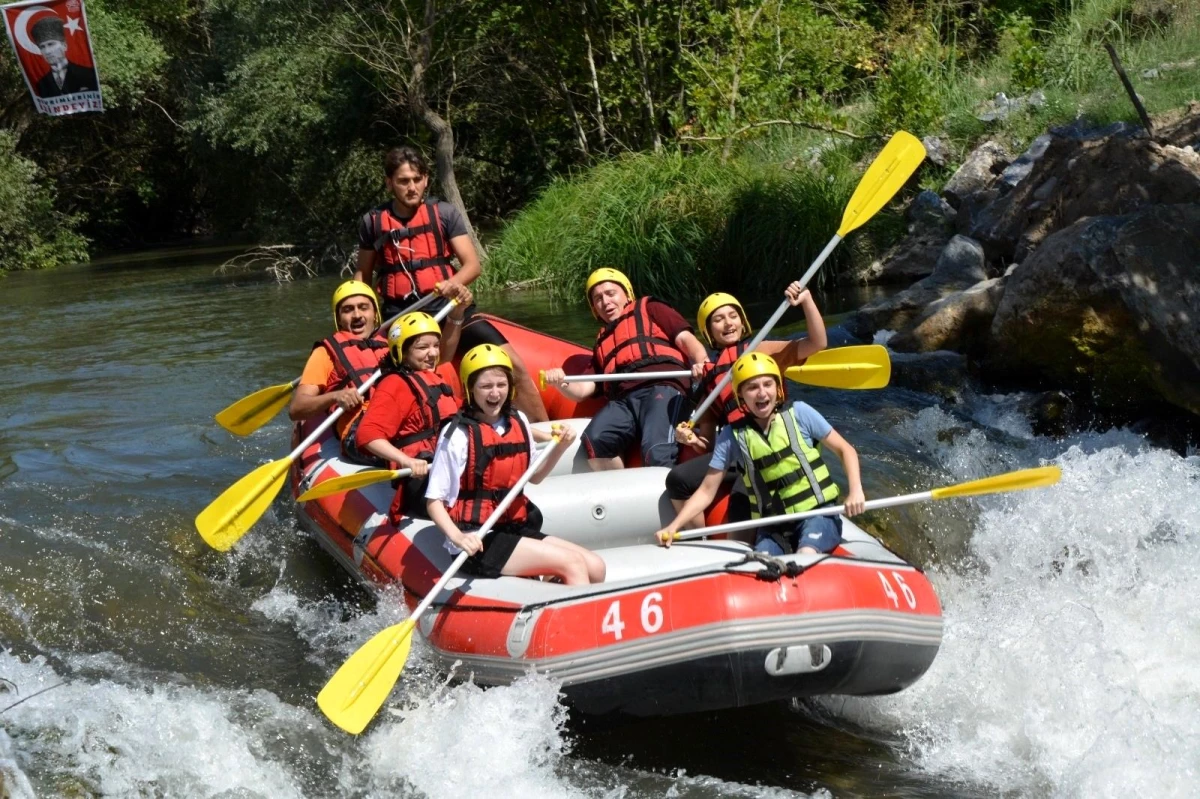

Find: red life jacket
<box><xmin>385</xmin><ymin>366</ymin><xmax>461</xmax><ymax>458</ymax></box>
<box><xmin>447</xmin><ymin>410</ymin><xmax>531</xmax><ymax>527</ymax></box>
<box><xmin>367</xmin><ymin>200</ymin><xmax>456</xmax><ymax>304</ymax></box>
<box><xmin>593</xmin><ymin>297</ymin><xmax>688</xmax><ymax>396</ymax></box>
<box><xmin>317</xmin><ymin>332</ymin><xmax>389</xmax><ymax>394</ymax></box>
<box><xmin>702</xmin><ymin>340</ymin><xmax>750</xmax><ymax>424</ymax></box>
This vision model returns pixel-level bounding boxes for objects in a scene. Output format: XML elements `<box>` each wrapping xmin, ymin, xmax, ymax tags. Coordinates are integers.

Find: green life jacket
<box><xmin>732</xmin><ymin>405</ymin><xmax>840</xmax><ymax>518</ymax></box>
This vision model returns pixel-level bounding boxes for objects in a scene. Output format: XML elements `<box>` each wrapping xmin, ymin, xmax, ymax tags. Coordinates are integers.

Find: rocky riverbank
<box><xmin>845</xmin><ymin>102</ymin><xmax>1200</xmax><ymax>435</ymax></box>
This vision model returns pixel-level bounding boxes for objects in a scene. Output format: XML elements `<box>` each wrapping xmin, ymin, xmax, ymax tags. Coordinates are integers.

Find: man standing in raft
<box><xmin>426</xmin><ymin>345</ymin><xmax>606</xmax><ymax>585</ymax></box>
<box><xmin>657</xmin><ymin>352</ymin><xmax>865</xmax><ymax>556</ymax></box>
<box><xmin>289</xmin><ymin>280</ymin><xmax>389</xmax><ymax>459</ymax></box>
<box><xmin>353</xmin><ymin>301</ymin><xmax>470</xmax><ymax>524</ymax></box>
<box><xmin>541</xmin><ymin>268</ymin><xmax>709</xmax><ymax>470</ymax></box>
<box><xmin>354</xmin><ymin>146</ymin><xmax>548</xmax><ymax>422</ymax></box>
<box><xmin>667</xmin><ymin>284</ymin><xmax>827</xmax><ymax>528</ymax></box>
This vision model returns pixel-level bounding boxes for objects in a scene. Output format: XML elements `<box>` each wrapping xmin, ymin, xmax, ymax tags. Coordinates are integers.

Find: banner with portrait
<box><xmin>2</xmin><ymin>0</ymin><xmax>102</xmax><ymax>116</ymax></box>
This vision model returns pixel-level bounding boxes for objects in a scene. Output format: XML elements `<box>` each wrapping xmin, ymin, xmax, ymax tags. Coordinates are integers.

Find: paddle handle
<box><xmin>286</xmin><ymin>301</ymin><xmax>458</xmax><ymax>462</ymax></box>
<box><xmin>407</xmin><ymin>436</ymin><xmax>561</xmax><ymax>624</ymax></box>
<box><xmin>669</xmin><ymin>488</ymin><xmax>933</xmax><ymax>542</ymax></box>
<box><xmin>688</xmin><ymin>234</ymin><xmax>842</xmax><ymax>424</ymax></box>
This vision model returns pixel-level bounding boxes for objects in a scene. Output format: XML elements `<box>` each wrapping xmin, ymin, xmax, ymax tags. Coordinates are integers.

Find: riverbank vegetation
<box><xmin>0</xmin><ymin>0</ymin><xmax>1196</xmax><ymax>281</ymax></box>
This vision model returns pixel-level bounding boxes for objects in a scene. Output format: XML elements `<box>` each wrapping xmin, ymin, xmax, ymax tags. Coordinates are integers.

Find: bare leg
<box><xmin>542</xmin><ymin>536</ymin><xmax>606</xmax><ymax>582</ymax></box>
<box><xmin>503</xmin><ymin>537</ymin><xmax>591</xmax><ymax>585</ymax></box>
<box><xmin>502</xmin><ymin>344</ymin><xmax>548</xmax><ymax>423</ymax></box>
<box><xmin>588</xmin><ymin>456</ymin><xmax>624</xmax><ymax>471</ymax></box>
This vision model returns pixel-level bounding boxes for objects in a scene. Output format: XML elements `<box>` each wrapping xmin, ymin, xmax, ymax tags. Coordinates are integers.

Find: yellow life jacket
<box><xmin>732</xmin><ymin>405</ymin><xmax>840</xmax><ymax>518</ymax></box>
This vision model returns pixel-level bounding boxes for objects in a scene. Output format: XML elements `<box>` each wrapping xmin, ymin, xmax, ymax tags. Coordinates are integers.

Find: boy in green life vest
<box><xmin>657</xmin><ymin>351</ymin><xmax>865</xmax><ymax>555</ymax></box>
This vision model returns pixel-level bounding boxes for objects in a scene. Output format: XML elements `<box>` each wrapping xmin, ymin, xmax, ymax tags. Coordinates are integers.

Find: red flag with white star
<box><xmin>2</xmin><ymin>0</ymin><xmax>103</xmax><ymax>116</ymax></box>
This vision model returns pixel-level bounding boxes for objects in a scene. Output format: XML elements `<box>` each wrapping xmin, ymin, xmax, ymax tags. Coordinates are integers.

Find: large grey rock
<box><xmin>987</xmin><ymin>203</ymin><xmax>1200</xmax><ymax>416</ymax></box>
<box><xmin>889</xmin><ymin>276</ymin><xmax>1005</xmax><ymax>355</ymax></box>
<box><xmin>848</xmin><ymin>235</ymin><xmax>988</xmax><ymax>337</ymax></box>
<box><xmin>852</xmin><ymin>190</ymin><xmax>955</xmax><ymax>284</ymax></box>
<box><xmin>889</xmin><ymin>350</ymin><xmax>971</xmax><ymax>402</ymax></box>
<box><xmin>970</xmin><ymin>134</ymin><xmax>1200</xmax><ymax>266</ymax></box>
<box><xmin>942</xmin><ymin>140</ymin><xmax>1011</xmax><ymax>208</ymax></box>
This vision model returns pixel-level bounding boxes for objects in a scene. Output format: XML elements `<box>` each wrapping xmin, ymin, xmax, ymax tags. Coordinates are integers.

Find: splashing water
<box><xmin>835</xmin><ymin>402</ymin><xmax>1200</xmax><ymax>796</ymax></box>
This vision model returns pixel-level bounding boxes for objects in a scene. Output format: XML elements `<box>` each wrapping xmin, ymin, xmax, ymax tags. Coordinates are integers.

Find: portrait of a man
<box><xmin>30</xmin><ymin>13</ymin><xmax>96</xmax><ymax>98</ymax></box>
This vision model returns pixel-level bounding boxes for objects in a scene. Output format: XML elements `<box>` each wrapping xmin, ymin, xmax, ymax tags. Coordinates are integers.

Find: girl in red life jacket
<box><xmin>353</xmin><ymin>297</ymin><xmax>471</xmax><ymax>523</ymax></box>
<box><xmin>666</xmin><ymin>281</ymin><xmax>828</xmax><ymax>531</ymax></box>
<box><xmin>425</xmin><ymin>345</ymin><xmax>607</xmax><ymax>585</ymax></box>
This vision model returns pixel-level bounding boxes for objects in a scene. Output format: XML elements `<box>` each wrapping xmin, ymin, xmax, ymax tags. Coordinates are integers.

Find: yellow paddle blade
<box><xmin>297</xmin><ymin>469</ymin><xmax>404</xmax><ymax>502</ymax></box>
<box><xmin>931</xmin><ymin>465</ymin><xmax>1062</xmax><ymax>501</ymax></box>
<box><xmin>837</xmin><ymin>131</ymin><xmax>926</xmax><ymax>237</ymax></box>
<box><xmin>785</xmin><ymin>345</ymin><xmax>891</xmax><ymax>389</ymax></box>
<box><xmin>214</xmin><ymin>381</ymin><xmax>297</xmax><ymax>436</ymax></box>
<box><xmin>318</xmin><ymin>620</ymin><xmax>416</xmax><ymax>734</ymax></box>
<box><xmin>195</xmin><ymin>457</ymin><xmax>291</xmax><ymax>551</ymax></box>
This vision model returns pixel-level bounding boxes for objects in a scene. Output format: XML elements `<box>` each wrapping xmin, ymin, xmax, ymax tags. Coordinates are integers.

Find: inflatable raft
<box><xmin>291</xmin><ymin>316</ymin><xmax>943</xmax><ymax>716</ymax></box>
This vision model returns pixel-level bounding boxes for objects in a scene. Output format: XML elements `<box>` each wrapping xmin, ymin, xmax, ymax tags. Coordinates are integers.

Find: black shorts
<box><xmin>665</xmin><ymin>452</ymin><xmax>750</xmax><ymax>523</ymax></box>
<box><xmin>460</xmin><ymin>524</ymin><xmax>547</xmax><ymax>579</ymax></box>
<box><xmin>459</xmin><ymin>503</ymin><xmax>545</xmax><ymax>578</ymax></box>
<box><xmin>381</xmin><ymin>300</ymin><xmax>508</xmax><ymax>349</ymax></box>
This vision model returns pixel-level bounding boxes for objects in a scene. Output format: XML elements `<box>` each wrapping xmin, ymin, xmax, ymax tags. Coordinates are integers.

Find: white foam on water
<box><xmin>835</xmin><ymin>405</ymin><xmax>1200</xmax><ymax>796</ymax></box>
<box><xmin>0</xmin><ymin>649</ymin><xmax>308</xmax><ymax>798</ymax></box>
<box><xmin>0</xmin><ymin>724</ymin><xmax>37</xmax><ymax>799</ymax></box>
<box><xmin>364</xmin><ymin>673</ymin><xmax>587</xmax><ymax>798</ymax></box>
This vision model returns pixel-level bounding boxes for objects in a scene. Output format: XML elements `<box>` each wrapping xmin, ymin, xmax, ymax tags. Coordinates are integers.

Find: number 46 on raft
<box><xmin>602</xmin><ymin>592</ymin><xmax>665</xmax><ymax>641</ymax></box>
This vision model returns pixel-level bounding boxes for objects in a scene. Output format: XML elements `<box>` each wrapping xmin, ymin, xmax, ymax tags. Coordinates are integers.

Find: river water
<box><xmin>1</xmin><ymin>252</ymin><xmax>1198</xmax><ymax>798</ymax></box>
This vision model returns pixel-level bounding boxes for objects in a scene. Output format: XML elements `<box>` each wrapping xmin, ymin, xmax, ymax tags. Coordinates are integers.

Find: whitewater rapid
<box><xmin>2</xmin><ymin>390</ymin><xmax>1197</xmax><ymax>797</ymax></box>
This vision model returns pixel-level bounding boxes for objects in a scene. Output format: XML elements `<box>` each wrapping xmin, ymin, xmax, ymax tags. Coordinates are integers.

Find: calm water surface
<box><xmin>1</xmin><ymin>251</ymin><xmax>1197</xmax><ymax>798</ymax></box>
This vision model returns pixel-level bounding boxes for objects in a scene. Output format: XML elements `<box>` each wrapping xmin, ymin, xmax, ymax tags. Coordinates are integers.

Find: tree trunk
<box><xmin>634</xmin><ymin>12</ymin><xmax>662</xmax><ymax>153</ymax></box>
<box><xmin>411</xmin><ymin>0</ymin><xmax>484</xmax><ymax>258</ymax></box>
<box><xmin>579</xmin><ymin>1</ymin><xmax>607</xmax><ymax>149</ymax></box>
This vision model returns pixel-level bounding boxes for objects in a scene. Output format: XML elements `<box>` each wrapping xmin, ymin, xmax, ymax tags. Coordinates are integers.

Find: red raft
<box><xmin>292</xmin><ymin>316</ymin><xmax>942</xmax><ymax>716</ymax></box>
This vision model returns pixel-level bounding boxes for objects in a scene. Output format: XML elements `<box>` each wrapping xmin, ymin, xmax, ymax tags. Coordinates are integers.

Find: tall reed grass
<box><xmin>483</xmin><ymin>148</ymin><xmax>892</xmax><ymax>302</ymax></box>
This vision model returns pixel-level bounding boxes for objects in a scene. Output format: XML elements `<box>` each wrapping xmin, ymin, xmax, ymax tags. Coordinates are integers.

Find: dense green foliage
<box><xmin>0</xmin><ymin>0</ymin><xmax>1196</xmax><ymax>276</ymax></box>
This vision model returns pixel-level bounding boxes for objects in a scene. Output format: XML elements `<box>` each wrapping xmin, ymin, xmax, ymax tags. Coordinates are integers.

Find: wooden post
<box><xmin>1104</xmin><ymin>43</ymin><xmax>1155</xmax><ymax>140</ymax></box>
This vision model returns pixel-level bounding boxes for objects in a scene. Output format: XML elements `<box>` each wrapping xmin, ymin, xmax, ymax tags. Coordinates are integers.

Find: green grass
<box><xmin>482</xmin><ymin>147</ymin><xmax>895</xmax><ymax>303</ymax></box>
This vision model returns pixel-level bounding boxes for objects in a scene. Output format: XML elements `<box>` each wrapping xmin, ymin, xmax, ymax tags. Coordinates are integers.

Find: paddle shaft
<box><xmin>287</xmin><ymin>300</ymin><xmax>457</xmax><ymax>463</ymax></box>
<box><xmin>689</xmin><ymin>234</ymin><xmax>842</xmax><ymax>424</ymax></box>
<box><xmin>672</xmin><ymin>488</ymin><xmax>930</xmax><ymax>542</ymax></box>
<box><xmin>341</xmin><ymin>437</ymin><xmax>561</xmax><ymax>706</ymax></box>
<box><xmin>557</xmin><ymin>370</ymin><xmax>690</xmax><ymax>384</ymax></box>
